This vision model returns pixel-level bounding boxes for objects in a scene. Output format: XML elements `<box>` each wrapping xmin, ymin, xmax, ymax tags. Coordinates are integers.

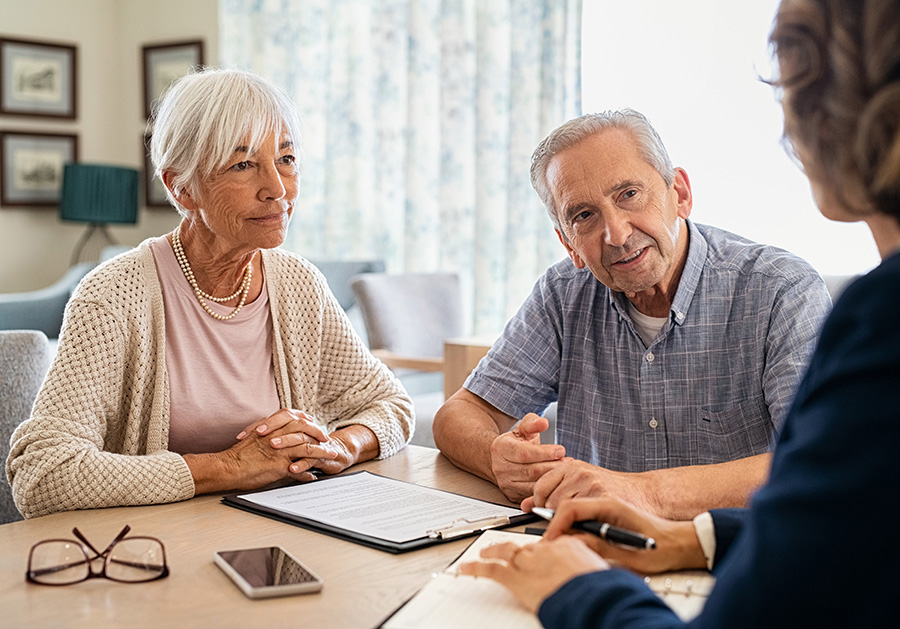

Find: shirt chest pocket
<box><xmin>693</xmin><ymin>397</ymin><xmax>775</xmax><ymax>463</ymax></box>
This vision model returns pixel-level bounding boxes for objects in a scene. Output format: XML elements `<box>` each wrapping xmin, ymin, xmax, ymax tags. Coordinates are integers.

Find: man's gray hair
<box><xmin>148</xmin><ymin>68</ymin><xmax>303</xmax><ymax>216</ymax></box>
<box><xmin>530</xmin><ymin>109</ymin><xmax>675</xmax><ymax>231</ymax></box>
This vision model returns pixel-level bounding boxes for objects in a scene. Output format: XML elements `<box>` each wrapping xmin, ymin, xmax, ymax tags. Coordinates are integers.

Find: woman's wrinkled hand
<box><xmin>186</xmin><ymin>408</ymin><xmax>338</xmax><ymax>493</ymax></box>
<box><xmin>236</xmin><ymin>408</ymin><xmax>329</xmax><ymax>444</ymax></box>
<box><xmin>458</xmin><ymin>537</ymin><xmax>609</xmax><ymax>613</ymax></box>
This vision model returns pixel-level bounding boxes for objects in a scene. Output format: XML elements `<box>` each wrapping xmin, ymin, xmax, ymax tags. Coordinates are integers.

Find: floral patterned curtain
<box><xmin>219</xmin><ymin>0</ymin><xmax>582</xmax><ymax>333</ymax></box>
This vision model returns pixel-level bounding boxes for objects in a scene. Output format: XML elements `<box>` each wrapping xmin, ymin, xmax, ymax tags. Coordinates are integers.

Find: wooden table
<box><xmin>0</xmin><ymin>446</ymin><xmax>526</xmax><ymax>628</ymax></box>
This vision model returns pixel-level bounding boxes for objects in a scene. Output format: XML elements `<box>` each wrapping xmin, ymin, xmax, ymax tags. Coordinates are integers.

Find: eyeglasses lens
<box><xmin>107</xmin><ymin>538</ymin><xmax>166</xmax><ymax>582</ymax></box>
<box><xmin>29</xmin><ymin>541</ymin><xmax>89</xmax><ymax>585</ymax></box>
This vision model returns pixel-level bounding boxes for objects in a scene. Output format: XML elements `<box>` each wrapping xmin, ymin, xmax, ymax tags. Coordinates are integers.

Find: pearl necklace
<box><xmin>171</xmin><ymin>226</ymin><xmax>253</xmax><ymax>321</ymax></box>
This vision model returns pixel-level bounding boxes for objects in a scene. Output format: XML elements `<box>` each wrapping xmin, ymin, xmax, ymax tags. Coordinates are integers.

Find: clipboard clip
<box><xmin>426</xmin><ymin>515</ymin><xmax>511</xmax><ymax>540</ymax></box>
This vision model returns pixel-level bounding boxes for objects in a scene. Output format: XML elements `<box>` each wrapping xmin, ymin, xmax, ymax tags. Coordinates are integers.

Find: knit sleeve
<box><xmin>267</xmin><ymin>252</ymin><xmax>414</xmax><ymax>458</ymax></box>
<box><xmin>316</xmin><ymin>298</ymin><xmax>415</xmax><ymax>458</ymax></box>
<box><xmin>6</xmin><ymin>255</ymin><xmax>195</xmax><ymax>518</ymax></box>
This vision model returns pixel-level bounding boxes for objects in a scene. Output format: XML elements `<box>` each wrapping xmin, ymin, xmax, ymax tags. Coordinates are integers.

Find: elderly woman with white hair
<box><xmin>7</xmin><ymin>68</ymin><xmax>413</xmax><ymax>518</ymax></box>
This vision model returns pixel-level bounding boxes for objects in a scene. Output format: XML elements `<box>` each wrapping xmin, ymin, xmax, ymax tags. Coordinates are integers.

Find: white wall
<box><xmin>581</xmin><ymin>0</ymin><xmax>879</xmax><ymax>278</ymax></box>
<box><xmin>0</xmin><ymin>0</ymin><xmax>218</xmax><ymax>291</ymax></box>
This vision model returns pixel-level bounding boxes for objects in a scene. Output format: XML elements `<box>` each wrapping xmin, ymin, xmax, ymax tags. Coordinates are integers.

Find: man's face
<box><xmin>548</xmin><ymin>128</ymin><xmax>692</xmax><ymax>304</ymax></box>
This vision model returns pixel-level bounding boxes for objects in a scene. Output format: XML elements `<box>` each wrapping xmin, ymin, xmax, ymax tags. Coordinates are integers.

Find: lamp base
<box><xmin>71</xmin><ymin>223</ymin><xmax>117</xmax><ymax>265</ymax></box>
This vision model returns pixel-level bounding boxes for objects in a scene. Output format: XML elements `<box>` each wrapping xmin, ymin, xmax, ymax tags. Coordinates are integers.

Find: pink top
<box><xmin>150</xmin><ymin>236</ymin><xmax>281</xmax><ymax>454</ymax></box>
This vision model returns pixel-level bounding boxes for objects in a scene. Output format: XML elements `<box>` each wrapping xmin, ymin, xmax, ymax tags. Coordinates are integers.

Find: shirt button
<box><xmin>676</xmin><ymin>312</ymin><xmax>685</xmax><ymax>321</ymax></box>
<box><xmin>646</xmin><ymin>352</ymin><xmax>655</xmax><ymax>363</ymax></box>
<box><xmin>649</xmin><ymin>418</ymin><xmax>659</xmax><ymax>429</ymax></box>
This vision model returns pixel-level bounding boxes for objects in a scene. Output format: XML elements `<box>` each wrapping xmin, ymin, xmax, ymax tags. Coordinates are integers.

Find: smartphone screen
<box><xmin>215</xmin><ymin>547</ymin><xmax>322</xmax><ymax>598</ymax></box>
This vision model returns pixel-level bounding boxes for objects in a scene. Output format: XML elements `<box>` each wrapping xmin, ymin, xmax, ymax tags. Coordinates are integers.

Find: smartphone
<box><xmin>214</xmin><ymin>546</ymin><xmax>323</xmax><ymax>599</ymax></box>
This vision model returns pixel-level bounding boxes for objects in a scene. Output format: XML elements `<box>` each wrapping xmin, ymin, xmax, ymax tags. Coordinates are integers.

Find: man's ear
<box><xmin>672</xmin><ymin>167</ymin><xmax>693</xmax><ymax>220</ymax></box>
<box><xmin>161</xmin><ymin>170</ymin><xmax>198</xmax><ymax>210</ymax></box>
<box><xmin>556</xmin><ymin>229</ymin><xmax>586</xmax><ymax>269</ymax></box>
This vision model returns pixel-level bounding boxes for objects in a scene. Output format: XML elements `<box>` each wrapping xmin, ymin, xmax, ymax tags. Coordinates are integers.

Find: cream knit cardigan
<box><xmin>7</xmin><ymin>241</ymin><xmax>413</xmax><ymax>518</ymax></box>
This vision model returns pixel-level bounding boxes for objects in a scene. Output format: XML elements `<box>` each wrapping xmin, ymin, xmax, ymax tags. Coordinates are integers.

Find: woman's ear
<box><xmin>161</xmin><ymin>170</ymin><xmax>198</xmax><ymax>210</ymax></box>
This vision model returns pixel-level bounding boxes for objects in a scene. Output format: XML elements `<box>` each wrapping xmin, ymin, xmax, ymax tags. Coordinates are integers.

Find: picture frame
<box><xmin>0</xmin><ymin>131</ymin><xmax>78</xmax><ymax>207</ymax></box>
<box><xmin>0</xmin><ymin>37</ymin><xmax>77</xmax><ymax>119</ymax></box>
<box><xmin>142</xmin><ymin>40</ymin><xmax>204</xmax><ymax>119</ymax></box>
<box><xmin>143</xmin><ymin>133</ymin><xmax>169</xmax><ymax>207</ymax></box>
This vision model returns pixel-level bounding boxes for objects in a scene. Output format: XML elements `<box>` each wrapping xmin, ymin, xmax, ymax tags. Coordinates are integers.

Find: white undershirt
<box><xmin>150</xmin><ymin>236</ymin><xmax>281</xmax><ymax>454</ymax></box>
<box><xmin>626</xmin><ymin>301</ymin><xmax>668</xmax><ymax>347</ymax></box>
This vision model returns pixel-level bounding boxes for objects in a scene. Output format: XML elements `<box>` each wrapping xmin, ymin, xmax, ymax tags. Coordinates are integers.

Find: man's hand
<box><xmin>490</xmin><ymin>413</ymin><xmax>569</xmax><ymax>502</ymax></box>
<box><xmin>522</xmin><ymin>459</ymin><xmax>660</xmax><ymax>515</ymax></box>
<box><xmin>525</xmin><ymin>454</ymin><xmax>771</xmax><ymax>520</ymax></box>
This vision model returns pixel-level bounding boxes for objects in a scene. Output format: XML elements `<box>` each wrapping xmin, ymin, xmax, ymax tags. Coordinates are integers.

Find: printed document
<box><xmin>235</xmin><ymin>471</ymin><xmax>524</xmax><ymax>543</ymax></box>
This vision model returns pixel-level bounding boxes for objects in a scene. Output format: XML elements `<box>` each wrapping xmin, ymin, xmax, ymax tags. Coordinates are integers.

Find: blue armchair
<box><xmin>308</xmin><ymin>259</ymin><xmax>385</xmax><ymax>345</ymax></box>
<box><xmin>0</xmin><ymin>262</ymin><xmax>95</xmax><ymax>339</ymax></box>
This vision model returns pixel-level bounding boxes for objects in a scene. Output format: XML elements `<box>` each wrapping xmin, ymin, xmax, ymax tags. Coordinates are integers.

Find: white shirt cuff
<box><xmin>692</xmin><ymin>511</ymin><xmax>716</xmax><ymax>571</ymax></box>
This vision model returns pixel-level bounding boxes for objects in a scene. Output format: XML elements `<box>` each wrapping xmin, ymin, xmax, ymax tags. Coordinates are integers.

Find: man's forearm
<box><xmin>642</xmin><ymin>453</ymin><xmax>772</xmax><ymax>520</ymax></box>
<box><xmin>433</xmin><ymin>388</ymin><xmax>523</xmax><ymax>482</ymax></box>
<box><xmin>432</xmin><ymin>398</ymin><xmax>502</xmax><ymax>481</ymax></box>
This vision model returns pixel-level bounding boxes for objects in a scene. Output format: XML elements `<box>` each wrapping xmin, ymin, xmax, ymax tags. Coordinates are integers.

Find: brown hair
<box><xmin>770</xmin><ymin>0</ymin><xmax>900</xmax><ymax>223</ymax></box>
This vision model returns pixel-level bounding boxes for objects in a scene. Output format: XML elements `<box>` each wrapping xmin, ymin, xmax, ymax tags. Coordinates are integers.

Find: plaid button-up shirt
<box><xmin>466</xmin><ymin>221</ymin><xmax>831</xmax><ymax>472</ymax></box>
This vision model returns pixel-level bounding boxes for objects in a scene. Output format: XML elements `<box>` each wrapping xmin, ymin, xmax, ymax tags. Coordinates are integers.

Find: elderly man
<box><xmin>433</xmin><ymin>109</ymin><xmax>831</xmax><ymax>520</ymax></box>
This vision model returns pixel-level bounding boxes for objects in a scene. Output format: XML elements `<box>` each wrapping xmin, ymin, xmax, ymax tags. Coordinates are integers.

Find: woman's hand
<box><xmin>185</xmin><ymin>409</ymin><xmax>339</xmax><ymax>493</ymax></box>
<box><xmin>540</xmin><ymin>496</ymin><xmax>707</xmax><ymax>574</ymax></box>
<box><xmin>458</xmin><ymin>537</ymin><xmax>609</xmax><ymax>613</ymax></box>
<box><xmin>236</xmin><ymin>408</ymin><xmax>340</xmax><ymax>475</ymax></box>
<box><xmin>240</xmin><ymin>409</ymin><xmax>381</xmax><ymax>476</ymax></box>
<box><xmin>278</xmin><ymin>424</ymin><xmax>381</xmax><ymax>476</ymax></box>
<box><xmin>236</xmin><ymin>408</ymin><xmax>329</xmax><ymax>444</ymax></box>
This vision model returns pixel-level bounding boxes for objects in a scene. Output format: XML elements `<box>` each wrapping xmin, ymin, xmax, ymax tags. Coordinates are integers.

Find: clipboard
<box><xmin>222</xmin><ymin>471</ymin><xmax>536</xmax><ymax>553</ymax></box>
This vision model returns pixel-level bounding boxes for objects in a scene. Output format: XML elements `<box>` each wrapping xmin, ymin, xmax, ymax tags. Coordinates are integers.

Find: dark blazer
<box><xmin>707</xmin><ymin>508</ymin><xmax>743</xmax><ymax>568</ymax></box>
<box><xmin>539</xmin><ymin>249</ymin><xmax>900</xmax><ymax>628</ymax></box>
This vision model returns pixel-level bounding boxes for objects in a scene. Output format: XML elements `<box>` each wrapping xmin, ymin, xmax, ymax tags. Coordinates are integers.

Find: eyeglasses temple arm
<box><xmin>72</xmin><ymin>524</ymin><xmax>132</xmax><ymax>557</ymax></box>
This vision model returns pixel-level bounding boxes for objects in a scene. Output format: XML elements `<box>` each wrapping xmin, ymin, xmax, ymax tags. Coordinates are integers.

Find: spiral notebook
<box><xmin>642</xmin><ymin>570</ymin><xmax>715</xmax><ymax>621</ymax></box>
<box><xmin>380</xmin><ymin>529</ymin><xmax>716</xmax><ymax>627</ymax></box>
<box><xmin>381</xmin><ymin>530</ymin><xmax>543</xmax><ymax>628</ymax></box>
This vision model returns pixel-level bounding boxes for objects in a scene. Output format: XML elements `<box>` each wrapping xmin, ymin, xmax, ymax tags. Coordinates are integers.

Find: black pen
<box><xmin>531</xmin><ymin>507</ymin><xmax>657</xmax><ymax>550</ymax></box>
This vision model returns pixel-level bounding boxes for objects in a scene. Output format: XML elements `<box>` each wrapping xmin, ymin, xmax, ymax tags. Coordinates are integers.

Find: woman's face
<box><xmin>180</xmin><ymin>130</ymin><xmax>299</xmax><ymax>255</ymax></box>
<box><xmin>793</xmin><ymin>140</ymin><xmax>866</xmax><ymax>223</ymax></box>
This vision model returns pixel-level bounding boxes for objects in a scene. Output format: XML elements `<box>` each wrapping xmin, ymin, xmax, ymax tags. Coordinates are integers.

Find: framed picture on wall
<box><xmin>143</xmin><ymin>133</ymin><xmax>169</xmax><ymax>207</ymax></box>
<box><xmin>142</xmin><ymin>40</ymin><xmax>204</xmax><ymax>119</ymax></box>
<box><xmin>0</xmin><ymin>131</ymin><xmax>78</xmax><ymax>206</ymax></box>
<box><xmin>0</xmin><ymin>37</ymin><xmax>77</xmax><ymax>119</ymax></box>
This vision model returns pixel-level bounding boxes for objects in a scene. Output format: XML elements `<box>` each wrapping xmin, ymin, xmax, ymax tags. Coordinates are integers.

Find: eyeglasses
<box><xmin>26</xmin><ymin>525</ymin><xmax>169</xmax><ymax>585</ymax></box>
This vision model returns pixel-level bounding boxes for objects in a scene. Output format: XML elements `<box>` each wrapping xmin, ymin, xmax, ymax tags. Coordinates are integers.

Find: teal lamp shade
<box><xmin>60</xmin><ymin>164</ymin><xmax>139</xmax><ymax>224</ymax></box>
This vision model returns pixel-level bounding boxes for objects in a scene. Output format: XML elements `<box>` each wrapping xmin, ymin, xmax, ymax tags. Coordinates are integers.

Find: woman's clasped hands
<box><xmin>229</xmin><ymin>408</ymin><xmax>345</xmax><ymax>486</ymax></box>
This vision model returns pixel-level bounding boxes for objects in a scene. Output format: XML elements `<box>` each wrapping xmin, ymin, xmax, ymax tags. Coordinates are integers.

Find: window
<box><xmin>581</xmin><ymin>0</ymin><xmax>878</xmax><ymax>277</ymax></box>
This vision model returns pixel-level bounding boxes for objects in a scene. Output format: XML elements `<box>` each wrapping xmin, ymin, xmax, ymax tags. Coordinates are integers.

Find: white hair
<box><xmin>530</xmin><ymin>109</ymin><xmax>675</xmax><ymax>232</ymax></box>
<box><xmin>148</xmin><ymin>67</ymin><xmax>303</xmax><ymax>216</ymax></box>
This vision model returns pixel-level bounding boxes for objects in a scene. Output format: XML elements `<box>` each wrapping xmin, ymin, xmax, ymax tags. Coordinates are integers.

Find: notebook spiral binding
<box><xmin>643</xmin><ymin>571</ymin><xmax>715</xmax><ymax>598</ymax></box>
